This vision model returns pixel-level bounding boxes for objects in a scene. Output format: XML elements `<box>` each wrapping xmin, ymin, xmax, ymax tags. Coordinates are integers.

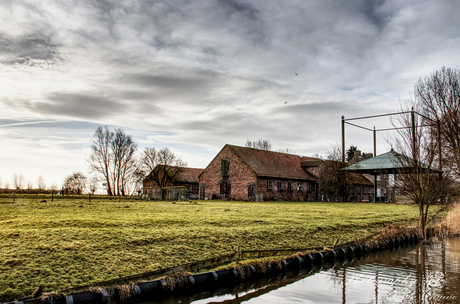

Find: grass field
<box><xmin>0</xmin><ymin>195</ymin><xmax>426</xmax><ymax>301</ymax></box>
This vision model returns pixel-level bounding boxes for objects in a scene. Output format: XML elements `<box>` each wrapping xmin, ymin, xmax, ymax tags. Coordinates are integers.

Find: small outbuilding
<box><xmin>143</xmin><ymin>166</ymin><xmax>203</xmax><ymax>199</ymax></box>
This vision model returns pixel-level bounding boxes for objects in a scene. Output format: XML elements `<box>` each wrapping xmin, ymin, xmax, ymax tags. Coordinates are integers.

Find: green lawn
<box><xmin>0</xmin><ymin>196</ymin><xmax>424</xmax><ymax>301</ymax></box>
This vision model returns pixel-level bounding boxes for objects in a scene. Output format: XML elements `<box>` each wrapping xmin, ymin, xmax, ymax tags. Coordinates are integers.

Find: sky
<box><xmin>1</xmin><ymin>0</ymin><xmax>460</xmax><ymax>188</ymax></box>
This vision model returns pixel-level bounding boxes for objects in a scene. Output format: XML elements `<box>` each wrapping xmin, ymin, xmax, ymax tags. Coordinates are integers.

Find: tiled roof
<box><xmin>301</xmin><ymin>159</ymin><xmax>323</xmax><ymax>167</ymax></box>
<box><xmin>227</xmin><ymin>145</ymin><xmax>317</xmax><ymax>181</ymax></box>
<box><xmin>173</xmin><ymin>167</ymin><xmax>203</xmax><ymax>183</ymax></box>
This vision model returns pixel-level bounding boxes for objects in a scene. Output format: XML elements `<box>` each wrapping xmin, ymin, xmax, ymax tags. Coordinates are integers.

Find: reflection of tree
<box><xmin>342</xmin><ymin>268</ymin><xmax>346</xmax><ymax>304</ymax></box>
<box><xmin>374</xmin><ymin>271</ymin><xmax>378</xmax><ymax>304</ymax></box>
<box><xmin>322</xmin><ymin>243</ymin><xmax>459</xmax><ymax>304</ymax></box>
<box><xmin>201</xmin><ymin>241</ymin><xmax>458</xmax><ymax>304</ymax></box>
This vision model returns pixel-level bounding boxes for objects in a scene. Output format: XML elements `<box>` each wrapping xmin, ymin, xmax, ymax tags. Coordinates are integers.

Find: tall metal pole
<box><xmin>341</xmin><ymin>116</ymin><xmax>345</xmax><ymax>163</ymax></box>
<box><xmin>374</xmin><ymin>126</ymin><xmax>377</xmax><ymax>202</ymax></box>
<box><xmin>411</xmin><ymin>108</ymin><xmax>416</xmax><ymax>163</ymax></box>
<box><xmin>373</xmin><ymin>126</ymin><xmax>377</xmax><ymax>157</ymax></box>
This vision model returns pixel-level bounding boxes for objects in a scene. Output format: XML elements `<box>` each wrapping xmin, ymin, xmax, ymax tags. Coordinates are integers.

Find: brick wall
<box><xmin>143</xmin><ymin>178</ymin><xmax>199</xmax><ymax>196</ymax></box>
<box><xmin>257</xmin><ymin>178</ymin><xmax>316</xmax><ymax>201</ymax></box>
<box><xmin>199</xmin><ymin>145</ymin><xmax>257</xmax><ymax>200</ymax></box>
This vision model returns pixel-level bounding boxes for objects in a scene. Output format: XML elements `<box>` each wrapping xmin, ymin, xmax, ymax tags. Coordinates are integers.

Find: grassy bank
<box><xmin>0</xmin><ymin>198</ymin><xmax>426</xmax><ymax>301</ymax></box>
<box><xmin>445</xmin><ymin>201</ymin><xmax>460</xmax><ymax>235</ymax></box>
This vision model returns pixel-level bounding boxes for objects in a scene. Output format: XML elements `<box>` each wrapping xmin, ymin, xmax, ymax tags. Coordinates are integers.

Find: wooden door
<box><xmin>248</xmin><ymin>183</ymin><xmax>255</xmax><ymax>201</ymax></box>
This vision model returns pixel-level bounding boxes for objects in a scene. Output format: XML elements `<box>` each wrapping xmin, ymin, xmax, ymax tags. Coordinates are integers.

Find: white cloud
<box><xmin>1</xmin><ymin>0</ymin><xmax>460</xmax><ymax>183</ymax></box>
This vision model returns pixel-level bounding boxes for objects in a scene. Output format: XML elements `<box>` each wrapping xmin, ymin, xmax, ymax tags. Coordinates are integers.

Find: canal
<box><xmin>146</xmin><ymin>238</ymin><xmax>460</xmax><ymax>303</ymax></box>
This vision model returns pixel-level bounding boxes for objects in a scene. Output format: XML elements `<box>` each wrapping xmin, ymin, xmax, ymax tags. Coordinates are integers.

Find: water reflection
<box><xmin>146</xmin><ymin>239</ymin><xmax>460</xmax><ymax>304</ymax></box>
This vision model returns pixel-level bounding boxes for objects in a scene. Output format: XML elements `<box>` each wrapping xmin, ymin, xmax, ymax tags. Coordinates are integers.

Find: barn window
<box><xmin>221</xmin><ymin>159</ymin><xmax>229</xmax><ymax>176</ymax></box>
<box><xmin>306</xmin><ymin>183</ymin><xmax>312</xmax><ymax>191</ymax></box>
<box><xmin>287</xmin><ymin>182</ymin><xmax>293</xmax><ymax>190</ymax></box>
<box><xmin>266</xmin><ymin>181</ymin><xmax>273</xmax><ymax>191</ymax></box>
<box><xmin>277</xmin><ymin>181</ymin><xmax>284</xmax><ymax>191</ymax></box>
<box><xmin>297</xmin><ymin>183</ymin><xmax>303</xmax><ymax>191</ymax></box>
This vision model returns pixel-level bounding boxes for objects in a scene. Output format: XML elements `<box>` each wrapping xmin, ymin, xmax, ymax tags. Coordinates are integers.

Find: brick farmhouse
<box><xmin>198</xmin><ymin>144</ymin><xmax>318</xmax><ymax>201</ymax></box>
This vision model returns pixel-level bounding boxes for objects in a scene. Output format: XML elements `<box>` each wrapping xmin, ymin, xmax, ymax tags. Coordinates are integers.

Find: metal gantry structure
<box><xmin>341</xmin><ymin>108</ymin><xmax>442</xmax><ymax>202</ymax></box>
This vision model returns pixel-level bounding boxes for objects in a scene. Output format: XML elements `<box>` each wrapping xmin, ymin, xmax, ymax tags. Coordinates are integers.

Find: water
<box><xmin>145</xmin><ymin>238</ymin><xmax>460</xmax><ymax>304</ymax></box>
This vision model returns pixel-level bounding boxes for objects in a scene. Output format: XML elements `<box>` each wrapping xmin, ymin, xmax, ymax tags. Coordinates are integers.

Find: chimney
<box><xmin>351</xmin><ymin>150</ymin><xmax>361</xmax><ymax>164</ymax></box>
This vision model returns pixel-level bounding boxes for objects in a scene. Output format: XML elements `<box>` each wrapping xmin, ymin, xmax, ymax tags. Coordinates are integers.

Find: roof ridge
<box><xmin>226</xmin><ymin>144</ymin><xmax>299</xmax><ymax>156</ymax></box>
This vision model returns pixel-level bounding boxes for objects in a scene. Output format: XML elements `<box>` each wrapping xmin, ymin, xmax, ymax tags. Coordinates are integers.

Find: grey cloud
<box><xmin>360</xmin><ymin>0</ymin><xmax>390</xmax><ymax>32</ymax></box>
<box><xmin>119</xmin><ymin>73</ymin><xmax>214</xmax><ymax>90</ymax></box>
<box><xmin>217</xmin><ymin>0</ymin><xmax>258</xmax><ymax>19</ymax></box>
<box><xmin>114</xmin><ymin>65</ymin><xmax>271</xmax><ymax>107</ymax></box>
<box><xmin>7</xmin><ymin>93</ymin><xmax>127</xmax><ymax>119</ymax></box>
<box><xmin>268</xmin><ymin>101</ymin><xmax>373</xmax><ymax>120</ymax></box>
<box><xmin>0</xmin><ymin>33</ymin><xmax>60</xmax><ymax>65</ymax></box>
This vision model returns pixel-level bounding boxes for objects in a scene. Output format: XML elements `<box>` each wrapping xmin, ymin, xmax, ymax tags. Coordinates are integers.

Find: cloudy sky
<box><xmin>1</xmin><ymin>0</ymin><xmax>460</xmax><ymax>187</ymax></box>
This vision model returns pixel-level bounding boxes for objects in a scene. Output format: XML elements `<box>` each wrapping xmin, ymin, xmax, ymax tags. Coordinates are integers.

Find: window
<box><xmin>287</xmin><ymin>182</ymin><xmax>293</xmax><ymax>190</ymax></box>
<box><xmin>221</xmin><ymin>159</ymin><xmax>229</xmax><ymax>176</ymax></box>
<box><xmin>376</xmin><ymin>175</ymin><xmax>381</xmax><ymax>181</ymax></box>
<box><xmin>306</xmin><ymin>183</ymin><xmax>312</xmax><ymax>191</ymax></box>
<box><xmin>266</xmin><ymin>181</ymin><xmax>273</xmax><ymax>191</ymax></box>
<box><xmin>357</xmin><ymin>188</ymin><xmax>361</xmax><ymax>194</ymax></box>
<box><xmin>277</xmin><ymin>181</ymin><xmax>284</xmax><ymax>191</ymax></box>
<box><xmin>297</xmin><ymin>183</ymin><xmax>303</xmax><ymax>191</ymax></box>
<box><xmin>388</xmin><ymin>174</ymin><xmax>395</xmax><ymax>186</ymax></box>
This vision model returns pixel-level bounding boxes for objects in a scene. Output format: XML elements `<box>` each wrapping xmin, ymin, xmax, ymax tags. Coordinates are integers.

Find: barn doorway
<box><xmin>248</xmin><ymin>183</ymin><xmax>255</xmax><ymax>201</ymax></box>
<box><xmin>220</xmin><ymin>180</ymin><xmax>231</xmax><ymax>198</ymax></box>
<box><xmin>199</xmin><ymin>184</ymin><xmax>205</xmax><ymax>200</ymax></box>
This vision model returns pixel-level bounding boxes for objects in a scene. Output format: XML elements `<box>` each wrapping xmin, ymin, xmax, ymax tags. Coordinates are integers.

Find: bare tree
<box><xmin>26</xmin><ymin>180</ymin><xmax>33</xmax><ymax>189</ymax></box>
<box><xmin>310</xmin><ymin>153</ymin><xmax>324</xmax><ymax>159</ymax></box>
<box><xmin>88</xmin><ymin>126</ymin><xmax>114</xmax><ymax>195</ymax></box>
<box><xmin>88</xmin><ymin>176</ymin><xmax>99</xmax><ymax>195</ymax></box>
<box><xmin>415</xmin><ymin>67</ymin><xmax>460</xmax><ymax>179</ymax></box>
<box><xmin>88</xmin><ymin>126</ymin><xmax>138</xmax><ymax>196</ymax></box>
<box><xmin>63</xmin><ymin>172</ymin><xmax>87</xmax><ymax>195</ymax></box>
<box><xmin>138</xmin><ymin>148</ymin><xmax>158</xmax><ymax>176</ymax></box>
<box><xmin>245</xmin><ymin>138</ymin><xmax>295</xmax><ymax>153</ymax></box>
<box><xmin>318</xmin><ymin>144</ymin><xmax>354</xmax><ymax>201</ymax></box>
<box><xmin>49</xmin><ymin>182</ymin><xmax>58</xmax><ymax>192</ymax></box>
<box><xmin>146</xmin><ymin>148</ymin><xmax>187</xmax><ymax>189</ymax></box>
<box><xmin>37</xmin><ymin>175</ymin><xmax>46</xmax><ymax>190</ymax></box>
<box><xmin>4</xmin><ymin>181</ymin><xmax>10</xmax><ymax>189</ymax></box>
<box><xmin>276</xmin><ymin>148</ymin><xmax>297</xmax><ymax>154</ymax></box>
<box><xmin>390</xmin><ymin>104</ymin><xmax>449</xmax><ymax>238</ymax></box>
<box><xmin>110</xmin><ymin>129</ymin><xmax>137</xmax><ymax>196</ymax></box>
<box><xmin>245</xmin><ymin>138</ymin><xmax>273</xmax><ymax>151</ymax></box>
<box><xmin>12</xmin><ymin>173</ymin><xmax>25</xmax><ymax>190</ymax></box>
